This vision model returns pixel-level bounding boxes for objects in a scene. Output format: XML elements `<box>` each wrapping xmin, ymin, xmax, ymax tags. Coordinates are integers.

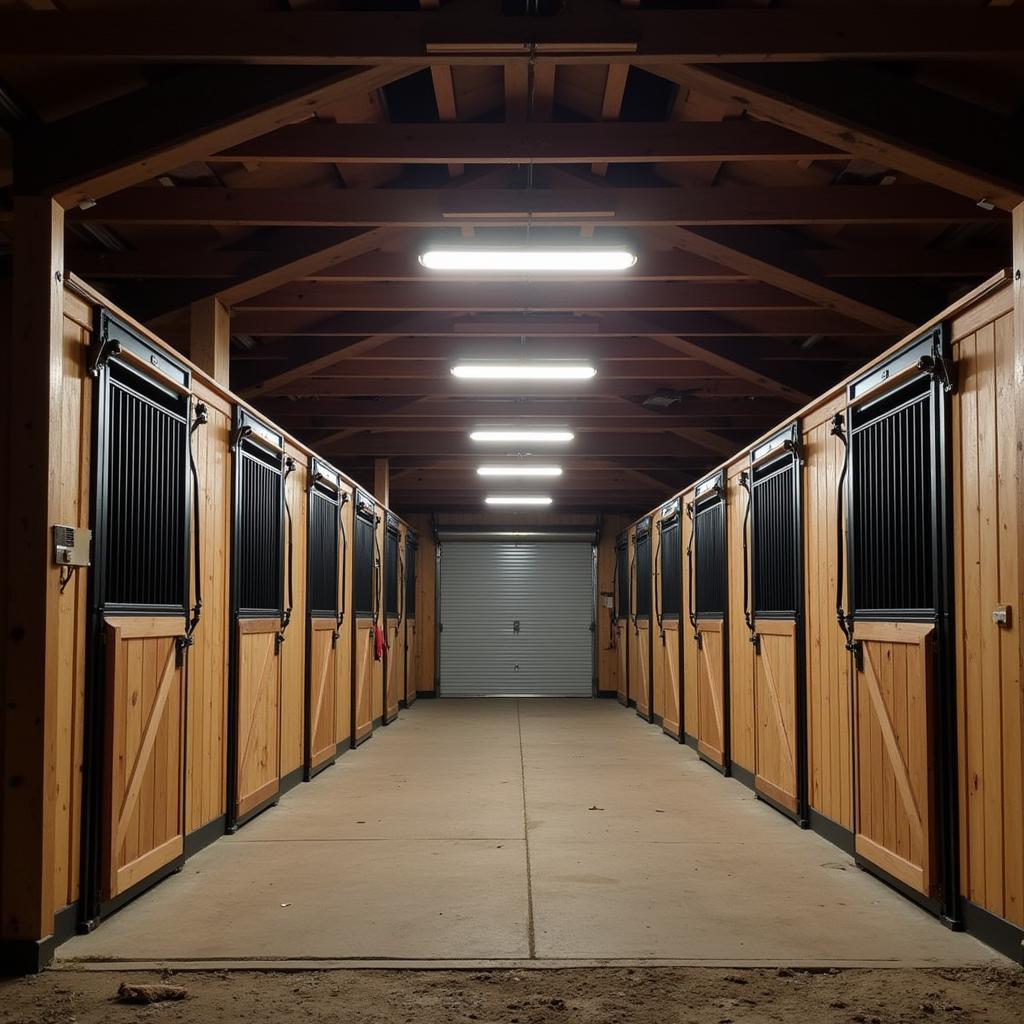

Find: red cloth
<box><xmin>374</xmin><ymin>624</ymin><xmax>385</xmax><ymax>661</ymax></box>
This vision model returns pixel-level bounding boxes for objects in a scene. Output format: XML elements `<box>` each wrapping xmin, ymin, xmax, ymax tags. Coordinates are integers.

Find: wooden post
<box><xmin>1013</xmin><ymin>202</ymin><xmax>1024</xmax><ymax>851</ymax></box>
<box><xmin>190</xmin><ymin>295</ymin><xmax>231</xmax><ymax>386</ymax></box>
<box><xmin>1</xmin><ymin>197</ymin><xmax>64</xmax><ymax>971</ymax></box>
<box><xmin>374</xmin><ymin>457</ymin><xmax>390</xmax><ymax>507</ymax></box>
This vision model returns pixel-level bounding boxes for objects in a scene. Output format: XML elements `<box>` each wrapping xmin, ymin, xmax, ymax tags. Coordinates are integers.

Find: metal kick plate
<box><xmin>53</xmin><ymin>525</ymin><xmax>92</xmax><ymax>567</ymax></box>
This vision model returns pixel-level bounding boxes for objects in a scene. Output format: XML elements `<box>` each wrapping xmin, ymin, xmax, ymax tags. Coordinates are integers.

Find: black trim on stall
<box><xmin>227</xmin><ymin>407</ymin><xmax>286</xmax><ymax>831</ymax></box>
<box><xmin>748</xmin><ymin>422</ymin><xmax>809</xmax><ymax>827</ymax></box>
<box><xmin>843</xmin><ymin>324</ymin><xmax>959</xmax><ymax>926</ymax></box>
<box><xmin>80</xmin><ymin>310</ymin><xmax>193</xmax><ymax>935</ymax></box>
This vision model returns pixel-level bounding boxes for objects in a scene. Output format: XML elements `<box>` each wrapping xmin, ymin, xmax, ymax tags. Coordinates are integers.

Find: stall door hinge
<box><xmin>89</xmin><ymin>322</ymin><xmax>123</xmax><ymax>377</ymax></box>
<box><xmin>917</xmin><ymin>351</ymin><xmax>958</xmax><ymax>394</ymax></box>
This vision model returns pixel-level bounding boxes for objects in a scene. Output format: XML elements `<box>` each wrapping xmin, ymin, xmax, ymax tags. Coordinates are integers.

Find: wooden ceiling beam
<box><xmin>230</xmin><ymin>308</ymin><xmax>885</xmax><ymax>337</ymax></box>
<box><xmin>15</xmin><ymin>65</ymin><xmax>418</xmax><ymax>207</ymax></box>
<box><xmin>4</xmin><ymin>8</ymin><xmax>1023</xmax><ymax>64</ymax></box>
<box><xmin>211</xmin><ymin>118</ymin><xmax>845</xmax><ymax>165</ymax></box>
<box><xmin>592</xmin><ymin>64</ymin><xmax>630</xmax><ymax>177</ymax></box>
<box><xmin>652</xmin><ymin>63</ymin><xmax>1024</xmax><ymax>211</ymax></box>
<box><xmin>237</xmin><ymin>280</ymin><xmax>818</xmax><ymax>312</ymax></box>
<box><xmin>266</xmin><ymin>376</ymin><xmax>786</xmax><ymax>398</ymax></box>
<box><xmin>67</xmin><ymin>184</ymin><xmax>1000</xmax><ymax>228</ymax></box>
<box><xmin>71</xmin><ymin>244</ymin><xmax>1006</xmax><ymax>282</ymax></box>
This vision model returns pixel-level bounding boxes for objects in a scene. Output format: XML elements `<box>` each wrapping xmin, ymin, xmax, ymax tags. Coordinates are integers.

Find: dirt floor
<box><xmin>3</xmin><ymin>966</ymin><xmax>1023</xmax><ymax>1024</ymax></box>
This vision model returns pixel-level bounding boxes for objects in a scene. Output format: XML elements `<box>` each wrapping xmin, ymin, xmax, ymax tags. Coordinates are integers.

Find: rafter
<box><xmin>652</xmin><ymin>63</ymin><xmax>1024</xmax><ymax>211</ymax></box>
<box><xmin>15</xmin><ymin>65</ymin><xmax>418</xmax><ymax>206</ymax></box>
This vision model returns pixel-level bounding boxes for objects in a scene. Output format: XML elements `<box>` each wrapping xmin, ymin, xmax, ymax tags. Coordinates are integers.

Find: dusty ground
<box><xmin>2</xmin><ymin>967</ymin><xmax>1022</xmax><ymax>1024</ymax></box>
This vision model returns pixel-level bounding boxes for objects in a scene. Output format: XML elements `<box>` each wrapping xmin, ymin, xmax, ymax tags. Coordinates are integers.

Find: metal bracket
<box><xmin>229</xmin><ymin>423</ymin><xmax>253</xmax><ymax>452</ymax></box>
<box><xmin>694</xmin><ymin>630</ymin><xmax>703</xmax><ymax>650</ymax></box>
<box><xmin>88</xmin><ymin>323</ymin><xmax>122</xmax><ymax>377</ymax></box>
<box><xmin>917</xmin><ymin>351</ymin><xmax>958</xmax><ymax>394</ymax></box>
<box><xmin>750</xmin><ymin>632</ymin><xmax>761</xmax><ymax>655</ymax></box>
<box><xmin>193</xmin><ymin>401</ymin><xmax>209</xmax><ymax>428</ymax></box>
<box><xmin>848</xmin><ymin>638</ymin><xmax>863</xmax><ymax>672</ymax></box>
<box><xmin>829</xmin><ymin>411</ymin><xmax>846</xmax><ymax>441</ymax></box>
<box><xmin>175</xmin><ymin>633</ymin><xmax>193</xmax><ymax>667</ymax></box>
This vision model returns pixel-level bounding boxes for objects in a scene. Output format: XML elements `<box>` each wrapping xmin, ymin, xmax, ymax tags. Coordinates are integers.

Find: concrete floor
<box><xmin>58</xmin><ymin>699</ymin><xmax>1004</xmax><ymax>967</ymax></box>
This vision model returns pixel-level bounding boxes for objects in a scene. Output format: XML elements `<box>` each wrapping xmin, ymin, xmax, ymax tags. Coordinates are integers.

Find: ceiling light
<box><xmin>452</xmin><ymin>363</ymin><xmax>596</xmax><ymax>380</ymax></box>
<box><xmin>469</xmin><ymin>429</ymin><xmax>575</xmax><ymax>443</ymax></box>
<box><xmin>477</xmin><ymin>465</ymin><xmax>563</xmax><ymax>477</ymax></box>
<box><xmin>420</xmin><ymin>246</ymin><xmax>637</xmax><ymax>273</ymax></box>
<box><xmin>484</xmin><ymin>495</ymin><xmax>554</xmax><ymax>506</ymax></box>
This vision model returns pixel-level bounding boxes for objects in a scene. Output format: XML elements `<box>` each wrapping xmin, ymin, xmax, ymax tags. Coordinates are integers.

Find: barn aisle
<box><xmin>57</xmin><ymin>700</ymin><xmax>1002</xmax><ymax>968</ymax></box>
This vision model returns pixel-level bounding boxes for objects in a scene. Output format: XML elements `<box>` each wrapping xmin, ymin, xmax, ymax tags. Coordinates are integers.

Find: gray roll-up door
<box><xmin>439</xmin><ymin>540</ymin><xmax>595</xmax><ymax>697</ymax></box>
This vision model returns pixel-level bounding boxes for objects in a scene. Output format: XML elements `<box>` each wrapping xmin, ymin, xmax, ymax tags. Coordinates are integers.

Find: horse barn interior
<box><xmin>1</xmin><ymin>2</ymin><xmax>1024</xmax><ymax>1016</ymax></box>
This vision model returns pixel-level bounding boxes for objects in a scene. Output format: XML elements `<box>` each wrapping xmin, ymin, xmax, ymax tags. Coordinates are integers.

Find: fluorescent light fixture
<box><xmin>484</xmin><ymin>495</ymin><xmax>554</xmax><ymax>506</ymax></box>
<box><xmin>452</xmin><ymin>363</ymin><xmax>596</xmax><ymax>380</ymax></box>
<box><xmin>477</xmin><ymin>465</ymin><xmax>563</xmax><ymax>477</ymax></box>
<box><xmin>419</xmin><ymin>246</ymin><xmax>637</xmax><ymax>273</ymax></box>
<box><xmin>469</xmin><ymin>429</ymin><xmax>575</xmax><ymax>443</ymax></box>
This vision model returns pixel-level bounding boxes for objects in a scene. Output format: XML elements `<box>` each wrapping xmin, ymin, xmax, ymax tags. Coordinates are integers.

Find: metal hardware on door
<box><xmin>513</xmin><ymin>619</ymin><xmax>520</xmax><ymax>634</ymax></box>
<box><xmin>992</xmin><ymin>604</ymin><xmax>1011</xmax><ymax>628</ymax></box>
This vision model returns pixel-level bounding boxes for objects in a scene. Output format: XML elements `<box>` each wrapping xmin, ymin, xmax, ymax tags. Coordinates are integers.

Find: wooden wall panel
<box><xmin>50</xmin><ymin>295</ymin><xmax>93</xmax><ymax>913</ymax></box>
<box><xmin>726</xmin><ymin>461</ymin><xmax>754</xmax><ymax>774</ymax></box>
<box><xmin>408</xmin><ymin>513</ymin><xmax>437</xmax><ymax>694</ymax></box>
<box><xmin>185</xmin><ymin>383</ymin><xmax>231</xmax><ymax>835</ymax></box>
<box><xmin>597</xmin><ymin>514</ymin><xmax>629</xmax><ymax>694</ymax></box>
<box><xmin>280</xmin><ymin>447</ymin><xmax>308</xmax><ymax>778</ymax></box>
<box><xmin>336</xmin><ymin>488</ymin><xmax>354</xmax><ymax>745</ymax></box>
<box><xmin>952</xmin><ymin>300</ymin><xmax>1023</xmax><ymax>929</ymax></box>
<box><xmin>802</xmin><ymin>398</ymin><xmax>853</xmax><ymax>831</ymax></box>
<box><xmin>681</xmin><ymin>488</ymin><xmax>698</xmax><ymax>741</ymax></box>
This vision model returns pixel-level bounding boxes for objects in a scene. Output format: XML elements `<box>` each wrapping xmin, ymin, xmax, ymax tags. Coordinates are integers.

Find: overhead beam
<box><xmin>66</xmin><ymin>184</ymin><xmax>1000</xmax><ymax>228</ymax></box>
<box><xmin>653</xmin><ymin>63</ymin><xmax>1024</xmax><ymax>211</ymax></box>
<box><xmin>15</xmin><ymin>65</ymin><xmax>418</xmax><ymax>207</ymax></box>
<box><xmin>262</xmin><ymin>376</ymin><xmax>785</xmax><ymax>398</ymax></box>
<box><xmin>3</xmin><ymin>8</ymin><xmax>1023</xmax><ymax>64</ymax></box>
<box><xmin>71</xmin><ymin>244</ymin><xmax>1007</xmax><ymax>282</ymax></box>
<box><xmin>592</xmin><ymin>64</ymin><xmax>630</xmax><ymax>177</ymax></box>
<box><xmin>211</xmin><ymin>118</ymin><xmax>845</xmax><ymax>165</ymax></box>
<box><xmin>237</xmin><ymin>280</ymin><xmax>817</xmax><ymax>312</ymax></box>
<box><xmin>230</xmin><ymin>308</ymin><xmax>886</xmax><ymax>338</ymax></box>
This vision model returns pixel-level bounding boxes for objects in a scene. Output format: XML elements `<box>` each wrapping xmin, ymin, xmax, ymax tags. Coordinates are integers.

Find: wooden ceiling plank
<box><xmin>429</xmin><ymin>65</ymin><xmax>464</xmax><ymax>177</ymax></box>
<box><xmin>592</xmin><ymin>63</ymin><xmax>630</xmax><ymax>177</ymax></box>
<box><xmin>3</xmin><ymin>8</ymin><xmax>1024</xmax><ymax>64</ymax></box>
<box><xmin>652</xmin><ymin>63</ymin><xmax>1024</xmax><ymax>212</ymax></box>
<box><xmin>16</xmin><ymin>65</ymin><xmax>420</xmax><ymax>207</ymax></box>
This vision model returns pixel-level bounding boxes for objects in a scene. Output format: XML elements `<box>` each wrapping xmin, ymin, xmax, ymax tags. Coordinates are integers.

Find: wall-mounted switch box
<box><xmin>53</xmin><ymin>525</ymin><xmax>92</xmax><ymax>567</ymax></box>
<box><xmin>992</xmin><ymin>604</ymin><xmax>1011</xmax><ymax>628</ymax></box>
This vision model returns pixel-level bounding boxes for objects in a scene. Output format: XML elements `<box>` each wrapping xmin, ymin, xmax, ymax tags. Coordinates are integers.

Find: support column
<box><xmin>374</xmin><ymin>457</ymin><xmax>390</xmax><ymax>508</ymax></box>
<box><xmin>1013</xmin><ymin>204</ymin><xmax>1024</xmax><ymax>900</ymax></box>
<box><xmin>1</xmin><ymin>197</ymin><xmax>64</xmax><ymax>972</ymax></box>
<box><xmin>190</xmin><ymin>295</ymin><xmax>231</xmax><ymax>387</ymax></box>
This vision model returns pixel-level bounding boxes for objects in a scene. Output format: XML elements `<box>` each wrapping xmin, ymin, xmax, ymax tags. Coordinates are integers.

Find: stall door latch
<box><xmin>513</xmin><ymin>619</ymin><xmax>520</xmax><ymax>634</ymax></box>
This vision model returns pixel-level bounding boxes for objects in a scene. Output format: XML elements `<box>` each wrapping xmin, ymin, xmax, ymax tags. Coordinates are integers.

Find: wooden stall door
<box><xmin>853</xmin><ymin>622</ymin><xmax>937</xmax><ymax>896</ymax></box>
<box><xmin>353</xmin><ymin>620</ymin><xmax>376</xmax><ymax>744</ymax></box>
<box><xmin>384</xmin><ymin>618</ymin><xmax>401</xmax><ymax>723</ymax></box>
<box><xmin>697</xmin><ymin>620</ymin><xmax>727</xmax><ymax>767</ymax></box>
<box><xmin>753</xmin><ymin>620</ymin><xmax>799</xmax><ymax>813</ymax></box>
<box><xmin>652</xmin><ymin>630</ymin><xmax>667</xmax><ymax>723</ymax></box>
<box><xmin>307</xmin><ymin>619</ymin><xmax>338</xmax><ymax>774</ymax></box>
<box><xmin>102</xmin><ymin>618</ymin><xmax>185</xmax><ymax>900</ymax></box>
<box><xmin>405</xmin><ymin>621</ymin><xmax>417</xmax><ymax>705</ymax></box>
<box><xmin>632</xmin><ymin>622</ymin><xmax>651</xmax><ymax>718</ymax></box>
<box><xmin>661</xmin><ymin>620</ymin><xmax>682</xmax><ymax>739</ymax></box>
<box><xmin>234</xmin><ymin>618</ymin><xmax>282</xmax><ymax>820</ymax></box>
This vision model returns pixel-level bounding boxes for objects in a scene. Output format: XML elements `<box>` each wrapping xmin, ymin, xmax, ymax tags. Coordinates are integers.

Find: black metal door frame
<box><xmin>79</xmin><ymin>310</ymin><xmax>193</xmax><ymax>929</ymax></box>
<box><xmin>841</xmin><ymin>324</ymin><xmax>959</xmax><ymax>925</ymax></box>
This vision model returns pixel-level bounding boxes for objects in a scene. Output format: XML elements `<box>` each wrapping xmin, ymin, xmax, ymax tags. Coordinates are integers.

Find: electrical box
<box><xmin>53</xmin><ymin>525</ymin><xmax>92</xmax><ymax>567</ymax></box>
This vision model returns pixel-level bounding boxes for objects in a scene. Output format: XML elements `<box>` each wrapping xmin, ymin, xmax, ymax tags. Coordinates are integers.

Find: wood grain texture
<box><xmin>801</xmin><ymin>398</ymin><xmax>853</xmax><ymax>830</ymax></box>
<box><xmin>279</xmin><ymin>447</ymin><xmax>308</xmax><ymax>777</ymax></box>
<box><xmin>681</xmin><ymin>490</ymin><xmax>699</xmax><ymax>741</ymax></box>
<box><xmin>234</xmin><ymin>621</ymin><xmax>281</xmax><ymax>819</ymax></box>
<box><xmin>726</xmin><ymin>463</ymin><xmax>755</xmax><ymax>773</ymax></box>
<box><xmin>952</xmin><ymin>295</ymin><xmax>1023</xmax><ymax>927</ymax></box>
<box><xmin>697</xmin><ymin>620</ymin><xmax>727</xmax><ymax>767</ymax></box>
